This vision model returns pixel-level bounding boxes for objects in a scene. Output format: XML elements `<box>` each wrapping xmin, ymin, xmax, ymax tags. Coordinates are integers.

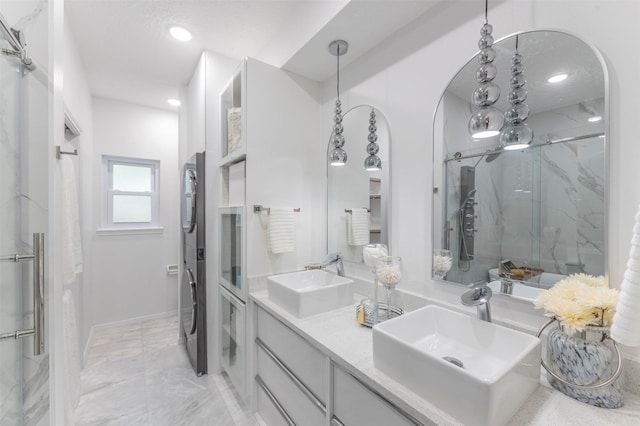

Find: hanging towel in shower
<box><xmin>63</xmin><ymin>289</ymin><xmax>81</xmax><ymax>423</ymax></box>
<box><xmin>60</xmin><ymin>155</ymin><xmax>83</xmax><ymax>284</ymax></box>
<box><xmin>348</xmin><ymin>208</ymin><xmax>370</xmax><ymax>246</ymax></box>
<box><xmin>267</xmin><ymin>208</ymin><xmax>296</xmax><ymax>254</ymax></box>
<box><xmin>611</xmin><ymin>203</ymin><xmax>640</xmax><ymax>346</ymax></box>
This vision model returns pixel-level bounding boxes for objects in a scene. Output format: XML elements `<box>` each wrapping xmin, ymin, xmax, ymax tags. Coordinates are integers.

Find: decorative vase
<box><xmin>542</xmin><ymin>321</ymin><xmax>624</xmax><ymax>408</ymax></box>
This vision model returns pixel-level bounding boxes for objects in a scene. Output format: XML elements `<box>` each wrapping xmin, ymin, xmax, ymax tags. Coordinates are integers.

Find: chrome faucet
<box><xmin>321</xmin><ymin>252</ymin><xmax>345</xmax><ymax>277</ymax></box>
<box><xmin>500</xmin><ymin>273</ymin><xmax>513</xmax><ymax>295</ymax></box>
<box><xmin>461</xmin><ymin>280</ymin><xmax>492</xmax><ymax>322</ymax></box>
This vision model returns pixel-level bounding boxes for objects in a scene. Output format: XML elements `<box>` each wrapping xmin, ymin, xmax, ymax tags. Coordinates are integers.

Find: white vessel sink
<box><xmin>373</xmin><ymin>305</ymin><xmax>540</xmax><ymax>426</ymax></box>
<box><xmin>267</xmin><ymin>270</ymin><xmax>354</xmax><ymax>318</ymax></box>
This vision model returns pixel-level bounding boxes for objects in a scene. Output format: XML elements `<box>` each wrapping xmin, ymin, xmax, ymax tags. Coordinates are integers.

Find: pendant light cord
<box><xmin>515</xmin><ymin>34</ymin><xmax>519</xmax><ymax>52</ymax></box>
<box><xmin>484</xmin><ymin>0</ymin><xmax>488</xmax><ymax>24</ymax></box>
<box><xmin>336</xmin><ymin>44</ymin><xmax>340</xmax><ymax>99</ymax></box>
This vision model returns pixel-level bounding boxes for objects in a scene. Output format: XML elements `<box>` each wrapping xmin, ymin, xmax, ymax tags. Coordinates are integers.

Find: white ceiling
<box><xmin>65</xmin><ymin>0</ymin><xmax>440</xmax><ymax>112</ymax></box>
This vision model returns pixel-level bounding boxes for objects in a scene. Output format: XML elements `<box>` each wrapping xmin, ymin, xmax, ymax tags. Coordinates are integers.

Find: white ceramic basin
<box><xmin>373</xmin><ymin>305</ymin><xmax>541</xmax><ymax>426</ymax></box>
<box><xmin>267</xmin><ymin>270</ymin><xmax>354</xmax><ymax>318</ymax></box>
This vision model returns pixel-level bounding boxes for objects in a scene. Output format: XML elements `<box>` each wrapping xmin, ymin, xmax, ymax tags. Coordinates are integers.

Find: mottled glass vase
<box><xmin>546</xmin><ymin>325</ymin><xmax>624</xmax><ymax>408</ymax></box>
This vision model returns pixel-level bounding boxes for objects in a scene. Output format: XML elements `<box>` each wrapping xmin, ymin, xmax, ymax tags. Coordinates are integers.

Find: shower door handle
<box><xmin>0</xmin><ymin>233</ymin><xmax>45</xmax><ymax>356</ymax></box>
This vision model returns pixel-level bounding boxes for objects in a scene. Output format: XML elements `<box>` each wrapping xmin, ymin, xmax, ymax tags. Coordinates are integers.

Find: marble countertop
<box><xmin>250</xmin><ymin>290</ymin><xmax>640</xmax><ymax>426</ymax></box>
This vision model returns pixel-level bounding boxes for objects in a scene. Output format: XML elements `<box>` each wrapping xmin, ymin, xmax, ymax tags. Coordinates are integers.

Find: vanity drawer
<box><xmin>332</xmin><ymin>365</ymin><xmax>421</xmax><ymax>426</ymax></box>
<box><xmin>256</xmin><ymin>344</ymin><xmax>325</xmax><ymax>426</ymax></box>
<box><xmin>256</xmin><ymin>377</ymin><xmax>291</xmax><ymax>426</ymax></box>
<box><xmin>256</xmin><ymin>307</ymin><xmax>327</xmax><ymax>404</ymax></box>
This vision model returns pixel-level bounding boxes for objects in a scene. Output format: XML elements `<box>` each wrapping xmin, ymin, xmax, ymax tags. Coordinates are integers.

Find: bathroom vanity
<box><xmin>249</xmin><ymin>288</ymin><xmax>640</xmax><ymax>425</ymax></box>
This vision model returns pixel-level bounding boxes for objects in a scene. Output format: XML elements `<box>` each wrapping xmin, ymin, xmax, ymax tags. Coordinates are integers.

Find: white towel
<box><xmin>348</xmin><ymin>208</ymin><xmax>370</xmax><ymax>246</ymax></box>
<box><xmin>611</xmin><ymin>203</ymin><xmax>640</xmax><ymax>346</ymax></box>
<box><xmin>59</xmin><ymin>156</ymin><xmax>83</xmax><ymax>284</ymax></box>
<box><xmin>267</xmin><ymin>208</ymin><xmax>296</xmax><ymax>254</ymax></box>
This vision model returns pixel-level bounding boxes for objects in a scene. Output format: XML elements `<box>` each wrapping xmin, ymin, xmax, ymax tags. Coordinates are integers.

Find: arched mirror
<box><xmin>328</xmin><ymin>105</ymin><xmax>391</xmax><ymax>262</ymax></box>
<box><xmin>432</xmin><ymin>30</ymin><xmax>607</xmax><ymax>297</ymax></box>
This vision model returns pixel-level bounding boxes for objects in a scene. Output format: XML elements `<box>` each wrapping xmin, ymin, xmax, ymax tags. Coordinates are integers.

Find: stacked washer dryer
<box><xmin>181</xmin><ymin>152</ymin><xmax>207</xmax><ymax>375</ymax></box>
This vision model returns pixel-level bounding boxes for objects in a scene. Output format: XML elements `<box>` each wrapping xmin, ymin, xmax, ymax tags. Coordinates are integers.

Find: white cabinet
<box><xmin>252</xmin><ymin>305</ymin><xmax>420</xmax><ymax>426</ymax></box>
<box><xmin>219</xmin><ymin>286</ymin><xmax>246</xmax><ymax>398</ymax></box>
<box><xmin>218</xmin><ymin>57</ymin><xmax>322</xmax><ymax>404</ymax></box>
<box><xmin>332</xmin><ymin>364</ymin><xmax>420</xmax><ymax>426</ymax></box>
<box><xmin>254</xmin><ymin>306</ymin><xmax>327</xmax><ymax>425</ymax></box>
<box><xmin>256</xmin><ymin>308</ymin><xmax>327</xmax><ymax>402</ymax></box>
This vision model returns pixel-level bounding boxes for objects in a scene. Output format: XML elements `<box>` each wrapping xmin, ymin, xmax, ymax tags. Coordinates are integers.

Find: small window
<box><xmin>103</xmin><ymin>156</ymin><xmax>160</xmax><ymax>228</ymax></box>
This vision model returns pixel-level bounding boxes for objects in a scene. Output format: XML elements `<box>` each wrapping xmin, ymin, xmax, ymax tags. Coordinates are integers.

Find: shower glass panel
<box><xmin>0</xmin><ymin>41</ymin><xmax>24</xmax><ymax>424</ymax></box>
<box><xmin>443</xmin><ymin>135</ymin><xmax>605</xmax><ymax>286</ymax></box>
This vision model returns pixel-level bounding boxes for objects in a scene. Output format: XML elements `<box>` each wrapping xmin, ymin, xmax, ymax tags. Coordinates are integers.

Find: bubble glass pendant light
<box><xmin>364</xmin><ymin>108</ymin><xmax>382</xmax><ymax>171</ymax></box>
<box><xmin>329</xmin><ymin>40</ymin><xmax>349</xmax><ymax>166</ymax></box>
<box><xmin>500</xmin><ymin>35</ymin><xmax>534</xmax><ymax>150</ymax></box>
<box><xmin>468</xmin><ymin>0</ymin><xmax>504</xmax><ymax>139</ymax></box>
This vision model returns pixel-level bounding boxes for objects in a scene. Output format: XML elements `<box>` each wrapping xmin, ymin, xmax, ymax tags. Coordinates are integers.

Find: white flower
<box><xmin>533</xmin><ymin>273</ymin><xmax>616</xmax><ymax>331</ymax></box>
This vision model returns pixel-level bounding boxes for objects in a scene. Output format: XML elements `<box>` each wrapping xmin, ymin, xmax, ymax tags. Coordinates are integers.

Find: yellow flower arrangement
<box><xmin>534</xmin><ymin>273</ymin><xmax>618</xmax><ymax>333</ymax></box>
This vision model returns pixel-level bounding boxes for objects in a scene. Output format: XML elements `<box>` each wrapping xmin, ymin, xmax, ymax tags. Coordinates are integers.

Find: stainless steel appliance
<box><xmin>181</xmin><ymin>152</ymin><xmax>207</xmax><ymax>375</ymax></box>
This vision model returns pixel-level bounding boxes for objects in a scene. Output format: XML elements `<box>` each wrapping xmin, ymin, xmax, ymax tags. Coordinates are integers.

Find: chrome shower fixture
<box><xmin>329</xmin><ymin>40</ymin><xmax>349</xmax><ymax>166</ymax></box>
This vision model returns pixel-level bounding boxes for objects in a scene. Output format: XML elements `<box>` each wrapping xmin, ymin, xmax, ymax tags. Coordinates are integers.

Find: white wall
<box><xmin>245</xmin><ymin>58</ymin><xmax>324</xmax><ymax>278</ymax></box>
<box><xmin>321</xmin><ymin>0</ymin><xmax>640</xmax><ymax>358</ymax></box>
<box><xmin>87</xmin><ymin>97</ymin><xmax>179</xmax><ymax>325</ymax></box>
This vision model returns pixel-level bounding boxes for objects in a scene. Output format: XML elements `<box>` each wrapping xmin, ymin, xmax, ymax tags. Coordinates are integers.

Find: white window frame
<box><xmin>101</xmin><ymin>155</ymin><xmax>160</xmax><ymax>230</ymax></box>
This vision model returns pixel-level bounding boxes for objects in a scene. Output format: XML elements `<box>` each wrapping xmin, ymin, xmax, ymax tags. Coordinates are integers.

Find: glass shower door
<box><xmin>0</xmin><ymin>43</ymin><xmax>25</xmax><ymax>424</ymax></box>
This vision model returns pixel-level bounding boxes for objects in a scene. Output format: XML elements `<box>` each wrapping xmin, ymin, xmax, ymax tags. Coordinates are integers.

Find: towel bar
<box><xmin>345</xmin><ymin>208</ymin><xmax>371</xmax><ymax>213</ymax></box>
<box><xmin>56</xmin><ymin>146</ymin><xmax>78</xmax><ymax>159</ymax></box>
<box><xmin>253</xmin><ymin>205</ymin><xmax>300</xmax><ymax>214</ymax></box>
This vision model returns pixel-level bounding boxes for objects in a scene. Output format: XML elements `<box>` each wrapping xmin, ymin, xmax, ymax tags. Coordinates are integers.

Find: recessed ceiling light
<box><xmin>547</xmin><ymin>73</ymin><xmax>568</xmax><ymax>83</ymax></box>
<box><xmin>588</xmin><ymin>115</ymin><xmax>602</xmax><ymax>123</ymax></box>
<box><xmin>167</xmin><ymin>98</ymin><xmax>181</xmax><ymax>107</ymax></box>
<box><xmin>169</xmin><ymin>26</ymin><xmax>192</xmax><ymax>42</ymax></box>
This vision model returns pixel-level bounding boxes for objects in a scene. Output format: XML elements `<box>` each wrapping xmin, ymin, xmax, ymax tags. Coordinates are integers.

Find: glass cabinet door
<box><xmin>220</xmin><ymin>65</ymin><xmax>244</xmax><ymax>161</ymax></box>
<box><xmin>219</xmin><ymin>286</ymin><xmax>245</xmax><ymax>398</ymax></box>
<box><xmin>220</xmin><ymin>207</ymin><xmax>244</xmax><ymax>299</ymax></box>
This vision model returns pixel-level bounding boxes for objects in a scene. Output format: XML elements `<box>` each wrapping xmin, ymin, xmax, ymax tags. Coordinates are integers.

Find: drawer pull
<box><xmin>256</xmin><ymin>337</ymin><xmax>326</xmax><ymax>413</ymax></box>
<box><xmin>256</xmin><ymin>374</ymin><xmax>296</xmax><ymax>426</ymax></box>
<box><xmin>331</xmin><ymin>416</ymin><xmax>346</xmax><ymax>426</ymax></box>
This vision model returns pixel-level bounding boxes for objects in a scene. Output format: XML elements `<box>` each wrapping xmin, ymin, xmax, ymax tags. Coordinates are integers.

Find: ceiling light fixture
<box><xmin>328</xmin><ymin>40</ymin><xmax>348</xmax><ymax>167</ymax></box>
<box><xmin>468</xmin><ymin>0</ymin><xmax>504</xmax><ymax>139</ymax></box>
<box><xmin>501</xmin><ymin>35</ymin><xmax>534</xmax><ymax>151</ymax></box>
<box><xmin>588</xmin><ymin>115</ymin><xmax>603</xmax><ymax>123</ymax></box>
<box><xmin>169</xmin><ymin>26</ymin><xmax>192</xmax><ymax>42</ymax></box>
<box><xmin>547</xmin><ymin>73</ymin><xmax>568</xmax><ymax>83</ymax></box>
<box><xmin>167</xmin><ymin>98</ymin><xmax>181</xmax><ymax>107</ymax></box>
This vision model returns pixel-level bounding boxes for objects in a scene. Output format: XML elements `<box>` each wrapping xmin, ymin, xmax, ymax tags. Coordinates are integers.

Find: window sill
<box><xmin>96</xmin><ymin>227</ymin><xmax>164</xmax><ymax>236</ymax></box>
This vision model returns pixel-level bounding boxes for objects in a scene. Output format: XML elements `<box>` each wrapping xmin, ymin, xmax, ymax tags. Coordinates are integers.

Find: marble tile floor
<box><xmin>74</xmin><ymin>315</ymin><xmax>260</xmax><ymax>426</ymax></box>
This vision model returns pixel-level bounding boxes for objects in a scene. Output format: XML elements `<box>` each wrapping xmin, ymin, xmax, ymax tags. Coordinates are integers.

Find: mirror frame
<box><xmin>431</xmin><ymin>29</ymin><xmax>610</xmax><ymax>286</ymax></box>
<box><xmin>326</xmin><ymin>104</ymin><xmax>393</xmax><ymax>260</ymax></box>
